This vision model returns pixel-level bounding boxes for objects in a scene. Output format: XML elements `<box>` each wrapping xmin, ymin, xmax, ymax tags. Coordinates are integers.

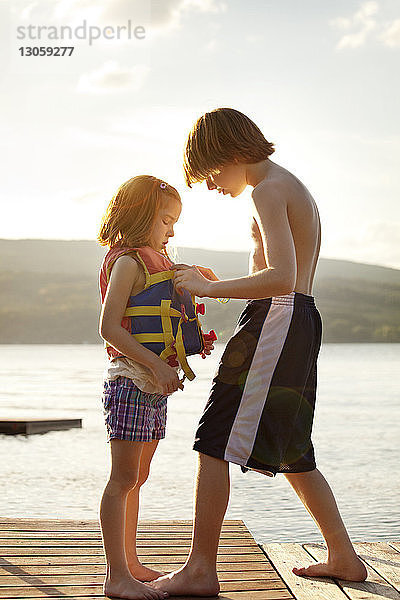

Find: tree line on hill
<box><xmin>0</xmin><ymin>240</ymin><xmax>399</xmax><ymax>343</ymax></box>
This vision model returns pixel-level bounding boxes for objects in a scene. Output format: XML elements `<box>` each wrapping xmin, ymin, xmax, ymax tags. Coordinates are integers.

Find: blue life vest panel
<box><xmin>100</xmin><ymin>245</ymin><xmax>205</xmax><ymax>381</ymax></box>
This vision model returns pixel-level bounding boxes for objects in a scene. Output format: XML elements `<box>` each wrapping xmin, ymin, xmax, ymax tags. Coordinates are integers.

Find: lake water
<box><xmin>0</xmin><ymin>343</ymin><xmax>399</xmax><ymax>544</ymax></box>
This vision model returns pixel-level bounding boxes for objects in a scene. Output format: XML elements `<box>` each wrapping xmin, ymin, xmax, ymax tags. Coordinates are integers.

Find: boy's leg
<box><xmin>151</xmin><ymin>452</ymin><xmax>229</xmax><ymax>596</ymax></box>
<box><xmin>99</xmin><ymin>439</ymin><xmax>167</xmax><ymax>600</ymax></box>
<box><xmin>285</xmin><ymin>469</ymin><xmax>367</xmax><ymax>581</ymax></box>
<box><xmin>125</xmin><ymin>440</ymin><xmax>165</xmax><ymax>581</ymax></box>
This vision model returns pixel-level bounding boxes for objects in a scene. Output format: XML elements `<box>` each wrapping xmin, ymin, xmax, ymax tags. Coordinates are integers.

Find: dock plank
<box><xmin>0</xmin><ymin>563</ymin><xmax>275</xmax><ymax>576</ymax></box>
<box><xmin>262</xmin><ymin>543</ymin><xmax>347</xmax><ymax>600</ymax></box>
<box><xmin>0</xmin><ymin>591</ymin><xmax>293</xmax><ymax>600</ymax></box>
<box><xmin>0</xmin><ymin>520</ymin><xmax>293</xmax><ymax>600</ymax></box>
<box><xmin>2</xmin><ymin>533</ymin><xmax>396</xmax><ymax>600</ymax></box>
<box><xmin>0</xmin><ymin>570</ymin><xmax>276</xmax><ymax>583</ymax></box>
<box><xmin>0</xmin><ymin>553</ymin><xmax>266</xmax><ymax>565</ymax></box>
<box><xmin>0</xmin><ymin>545</ymin><xmax>262</xmax><ymax>556</ymax></box>
<box><xmin>355</xmin><ymin>542</ymin><xmax>400</xmax><ymax>593</ymax></box>
<box><xmin>0</xmin><ymin>519</ymin><xmax>244</xmax><ymax>529</ymax></box>
<box><xmin>0</xmin><ymin>538</ymin><xmax>258</xmax><ymax>548</ymax></box>
<box><xmin>0</xmin><ymin>531</ymin><xmax>253</xmax><ymax>540</ymax></box>
<box><xmin>0</xmin><ymin>579</ymin><xmax>288</xmax><ymax>591</ymax></box>
<box><xmin>305</xmin><ymin>542</ymin><xmax>400</xmax><ymax>600</ymax></box>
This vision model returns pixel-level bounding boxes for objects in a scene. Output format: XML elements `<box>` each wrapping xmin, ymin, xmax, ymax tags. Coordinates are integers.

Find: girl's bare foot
<box><xmin>292</xmin><ymin>555</ymin><xmax>367</xmax><ymax>582</ymax></box>
<box><xmin>128</xmin><ymin>561</ymin><xmax>165</xmax><ymax>582</ymax></box>
<box><xmin>104</xmin><ymin>573</ymin><xmax>168</xmax><ymax>599</ymax></box>
<box><xmin>150</xmin><ymin>564</ymin><xmax>220</xmax><ymax>597</ymax></box>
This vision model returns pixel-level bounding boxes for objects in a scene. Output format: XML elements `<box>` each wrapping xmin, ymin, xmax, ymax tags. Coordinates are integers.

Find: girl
<box><xmin>97</xmin><ymin>175</ymin><xmax>213</xmax><ymax>600</ymax></box>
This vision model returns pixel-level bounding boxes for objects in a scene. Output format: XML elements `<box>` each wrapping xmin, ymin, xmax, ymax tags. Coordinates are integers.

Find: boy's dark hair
<box><xmin>183</xmin><ymin>108</ymin><xmax>275</xmax><ymax>187</ymax></box>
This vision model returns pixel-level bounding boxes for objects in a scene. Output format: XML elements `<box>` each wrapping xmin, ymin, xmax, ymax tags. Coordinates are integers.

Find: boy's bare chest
<box><xmin>250</xmin><ymin>218</ymin><xmax>268</xmax><ymax>271</ymax></box>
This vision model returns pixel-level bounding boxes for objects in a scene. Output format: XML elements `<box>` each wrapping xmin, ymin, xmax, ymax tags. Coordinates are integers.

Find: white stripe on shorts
<box><xmin>223</xmin><ymin>295</ymin><xmax>295</xmax><ymax>465</ymax></box>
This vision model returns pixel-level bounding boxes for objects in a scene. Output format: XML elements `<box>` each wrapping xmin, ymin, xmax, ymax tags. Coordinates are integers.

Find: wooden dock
<box><xmin>0</xmin><ymin>419</ymin><xmax>82</xmax><ymax>435</ymax></box>
<box><xmin>0</xmin><ymin>518</ymin><xmax>399</xmax><ymax>599</ymax></box>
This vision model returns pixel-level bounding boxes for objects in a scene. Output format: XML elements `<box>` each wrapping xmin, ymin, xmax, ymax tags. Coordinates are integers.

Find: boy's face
<box><xmin>206</xmin><ymin>162</ymin><xmax>247</xmax><ymax>198</ymax></box>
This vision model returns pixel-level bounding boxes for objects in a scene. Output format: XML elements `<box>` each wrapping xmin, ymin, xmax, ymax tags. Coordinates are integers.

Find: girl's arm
<box><xmin>99</xmin><ymin>256</ymin><xmax>181</xmax><ymax>395</ymax></box>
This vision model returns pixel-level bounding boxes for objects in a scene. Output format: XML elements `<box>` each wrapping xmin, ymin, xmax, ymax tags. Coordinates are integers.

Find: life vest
<box><xmin>99</xmin><ymin>245</ymin><xmax>205</xmax><ymax>381</ymax></box>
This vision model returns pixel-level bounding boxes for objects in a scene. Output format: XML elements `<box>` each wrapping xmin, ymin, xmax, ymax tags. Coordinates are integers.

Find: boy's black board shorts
<box><xmin>193</xmin><ymin>292</ymin><xmax>322</xmax><ymax>476</ymax></box>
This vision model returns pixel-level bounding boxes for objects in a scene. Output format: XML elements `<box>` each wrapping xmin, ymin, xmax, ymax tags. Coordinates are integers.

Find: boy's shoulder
<box><xmin>251</xmin><ymin>167</ymin><xmax>306</xmax><ymax>210</ymax></box>
<box><xmin>251</xmin><ymin>175</ymin><xmax>291</xmax><ymax>213</ymax></box>
<box><xmin>252</xmin><ymin>164</ymin><xmax>295</xmax><ymax>195</ymax></box>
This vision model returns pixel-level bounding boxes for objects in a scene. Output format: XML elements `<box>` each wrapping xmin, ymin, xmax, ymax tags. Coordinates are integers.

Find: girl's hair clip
<box><xmin>160</xmin><ymin>182</ymin><xmax>167</xmax><ymax>189</ymax></box>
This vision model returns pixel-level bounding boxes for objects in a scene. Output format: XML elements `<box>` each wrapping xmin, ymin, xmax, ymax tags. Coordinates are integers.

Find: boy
<box><xmin>152</xmin><ymin>108</ymin><xmax>367</xmax><ymax>596</ymax></box>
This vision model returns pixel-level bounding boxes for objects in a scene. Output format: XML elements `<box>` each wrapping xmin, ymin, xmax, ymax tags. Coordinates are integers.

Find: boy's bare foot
<box><xmin>104</xmin><ymin>573</ymin><xmax>168</xmax><ymax>599</ymax></box>
<box><xmin>128</xmin><ymin>561</ymin><xmax>165</xmax><ymax>582</ymax></box>
<box><xmin>150</xmin><ymin>565</ymin><xmax>220</xmax><ymax>597</ymax></box>
<box><xmin>292</xmin><ymin>555</ymin><xmax>367</xmax><ymax>582</ymax></box>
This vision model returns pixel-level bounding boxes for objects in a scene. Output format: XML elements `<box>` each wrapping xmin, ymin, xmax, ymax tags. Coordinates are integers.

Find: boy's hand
<box><xmin>171</xmin><ymin>264</ymin><xmax>213</xmax><ymax>298</ymax></box>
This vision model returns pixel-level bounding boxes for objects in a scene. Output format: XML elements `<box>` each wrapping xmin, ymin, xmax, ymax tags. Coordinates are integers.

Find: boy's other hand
<box><xmin>172</xmin><ymin>264</ymin><xmax>219</xmax><ymax>282</ymax></box>
<box><xmin>171</xmin><ymin>264</ymin><xmax>213</xmax><ymax>298</ymax></box>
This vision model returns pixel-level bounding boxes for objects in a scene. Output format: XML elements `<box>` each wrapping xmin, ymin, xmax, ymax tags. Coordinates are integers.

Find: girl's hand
<box><xmin>150</xmin><ymin>358</ymin><xmax>183</xmax><ymax>395</ymax></box>
<box><xmin>171</xmin><ymin>264</ymin><xmax>213</xmax><ymax>298</ymax></box>
<box><xmin>201</xmin><ymin>338</ymin><xmax>215</xmax><ymax>359</ymax></box>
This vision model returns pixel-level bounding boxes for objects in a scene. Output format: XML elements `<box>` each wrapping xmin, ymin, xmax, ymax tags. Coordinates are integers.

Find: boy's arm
<box><xmin>173</xmin><ymin>184</ymin><xmax>296</xmax><ymax>299</ymax></box>
<box><xmin>99</xmin><ymin>256</ymin><xmax>181</xmax><ymax>394</ymax></box>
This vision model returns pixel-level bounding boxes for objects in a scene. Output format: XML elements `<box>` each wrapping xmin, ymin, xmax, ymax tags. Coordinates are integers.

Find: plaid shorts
<box><xmin>102</xmin><ymin>377</ymin><xmax>167</xmax><ymax>442</ymax></box>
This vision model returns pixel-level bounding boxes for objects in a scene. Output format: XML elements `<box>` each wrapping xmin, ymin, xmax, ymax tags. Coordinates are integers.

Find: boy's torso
<box><xmin>250</xmin><ymin>162</ymin><xmax>321</xmax><ymax>296</ymax></box>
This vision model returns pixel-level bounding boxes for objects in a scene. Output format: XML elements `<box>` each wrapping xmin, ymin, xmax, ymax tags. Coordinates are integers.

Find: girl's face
<box><xmin>149</xmin><ymin>195</ymin><xmax>182</xmax><ymax>252</ymax></box>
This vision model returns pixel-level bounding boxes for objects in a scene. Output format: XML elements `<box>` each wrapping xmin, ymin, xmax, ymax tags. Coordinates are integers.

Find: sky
<box><xmin>1</xmin><ymin>0</ymin><xmax>400</xmax><ymax>269</ymax></box>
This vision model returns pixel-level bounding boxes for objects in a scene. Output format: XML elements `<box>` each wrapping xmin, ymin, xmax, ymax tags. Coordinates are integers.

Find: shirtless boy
<box><xmin>152</xmin><ymin>108</ymin><xmax>367</xmax><ymax>596</ymax></box>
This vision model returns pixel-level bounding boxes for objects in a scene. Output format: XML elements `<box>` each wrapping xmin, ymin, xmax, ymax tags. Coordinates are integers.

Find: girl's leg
<box><xmin>125</xmin><ymin>440</ymin><xmax>165</xmax><ymax>581</ymax></box>
<box><xmin>284</xmin><ymin>469</ymin><xmax>367</xmax><ymax>581</ymax></box>
<box><xmin>99</xmin><ymin>439</ymin><xmax>166</xmax><ymax>600</ymax></box>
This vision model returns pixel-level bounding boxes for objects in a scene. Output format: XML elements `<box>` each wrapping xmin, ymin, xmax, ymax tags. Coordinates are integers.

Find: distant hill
<box><xmin>0</xmin><ymin>239</ymin><xmax>399</xmax><ymax>343</ymax></box>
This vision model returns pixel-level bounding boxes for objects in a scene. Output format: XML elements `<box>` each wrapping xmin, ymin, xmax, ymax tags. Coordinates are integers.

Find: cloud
<box><xmin>332</xmin><ymin>1</ymin><xmax>400</xmax><ymax>50</ymax></box>
<box><xmin>147</xmin><ymin>0</ymin><xmax>227</xmax><ymax>33</ymax></box>
<box><xmin>380</xmin><ymin>18</ymin><xmax>400</xmax><ymax>47</ymax></box>
<box><xmin>19</xmin><ymin>1</ymin><xmax>39</xmax><ymax>19</ymax></box>
<box><xmin>331</xmin><ymin>1</ymin><xmax>379</xmax><ymax>49</ymax></box>
<box><xmin>204</xmin><ymin>39</ymin><xmax>219</xmax><ymax>52</ymax></box>
<box><xmin>77</xmin><ymin>61</ymin><xmax>149</xmax><ymax>94</ymax></box>
<box><xmin>53</xmin><ymin>0</ymin><xmax>224</xmax><ymax>28</ymax></box>
<box><xmin>14</xmin><ymin>0</ymin><xmax>226</xmax><ymax>30</ymax></box>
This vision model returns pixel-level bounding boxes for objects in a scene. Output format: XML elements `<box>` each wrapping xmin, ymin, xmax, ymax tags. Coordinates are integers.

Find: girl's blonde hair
<box><xmin>183</xmin><ymin>108</ymin><xmax>275</xmax><ymax>187</ymax></box>
<box><xmin>98</xmin><ymin>175</ymin><xmax>181</xmax><ymax>250</ymax></box>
